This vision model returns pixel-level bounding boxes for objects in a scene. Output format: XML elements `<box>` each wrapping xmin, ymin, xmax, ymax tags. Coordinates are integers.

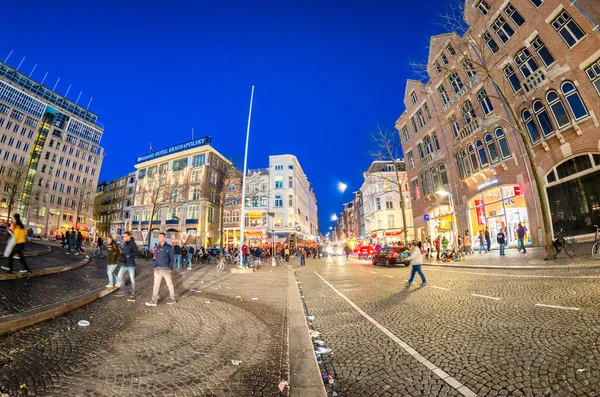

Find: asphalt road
<box><xmin>296</xmin><ymin>256</ymin><xmax>600</xmax><ymax>397</ymax></box>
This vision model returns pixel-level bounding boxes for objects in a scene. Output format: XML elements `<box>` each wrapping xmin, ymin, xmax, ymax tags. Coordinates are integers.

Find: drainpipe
<box><xmin>571</xmin><ymin>1</ymin><xmax>600</xmax><ymax>31</ymax></box>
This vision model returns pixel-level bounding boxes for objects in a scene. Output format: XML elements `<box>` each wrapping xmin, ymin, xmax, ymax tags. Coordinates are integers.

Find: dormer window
<box><xmin>410</xmin><ymin>91</ymin><xmax>418</xmax><ymax>105</ymax></box>
<box><xmin>447</xmin><ymin>44</ymin><xmax>456</xmax><ymax>56</ymax></box>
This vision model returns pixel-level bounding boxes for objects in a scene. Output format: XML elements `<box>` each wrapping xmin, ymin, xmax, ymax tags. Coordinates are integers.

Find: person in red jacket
<box><xmin>434</xmin><ymin>236</ymin><xmax>441</xmax><ymax>261</ymax></box>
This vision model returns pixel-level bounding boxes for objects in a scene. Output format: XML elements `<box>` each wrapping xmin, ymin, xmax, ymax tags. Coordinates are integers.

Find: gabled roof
<box><xmin>403</xmin><ymin>79</ymin><xmax>423</xmax><ymax>99</ymax></box>
<box><xmin>426</xmin><ymin>32</ymin><xmax>459</xmax><ymax>71</ymax></box>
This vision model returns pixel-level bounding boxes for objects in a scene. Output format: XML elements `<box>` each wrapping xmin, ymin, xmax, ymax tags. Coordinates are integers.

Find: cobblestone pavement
<box><xmin>0</xmin><ymin>263</ymin><xmax>289</xmax><ymax>396</ymax></box>
<box><xmin>0</xmin><ymin>241</ymin><xmax>49</xmax><ymax>257</ymax></box>
<box><xmin>295</xmin><ymin>257</ymin><xmax>600</xmax><ymax>396</ymax></box>
<box><xmin>0</xmin><ymin>246</ymin><xmax>82</xmax><ymax>275</ymax></box>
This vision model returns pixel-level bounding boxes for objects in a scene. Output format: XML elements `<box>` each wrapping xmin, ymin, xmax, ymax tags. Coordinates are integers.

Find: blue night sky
<box><xmin>1</xmin><ymin>0</ymin><xmax>450</xmax><ymax>232</ymax></box>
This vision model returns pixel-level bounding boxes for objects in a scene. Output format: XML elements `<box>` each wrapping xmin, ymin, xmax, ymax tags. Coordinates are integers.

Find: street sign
<box><xmin>424</xmin><ymin>214</ymin><xmax>430</xmax><ymax>221</ymax></box>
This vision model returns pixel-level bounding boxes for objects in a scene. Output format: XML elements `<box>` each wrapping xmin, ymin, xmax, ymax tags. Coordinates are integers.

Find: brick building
<box><xmin>93</xmin><ymin>171</ymin><xmax>136</xmax><ymax>238</ymax></box>
<box><xmin>396</xmin><ymin>0</ymin><xmax>600</xmax><ymax>249</ymax></box>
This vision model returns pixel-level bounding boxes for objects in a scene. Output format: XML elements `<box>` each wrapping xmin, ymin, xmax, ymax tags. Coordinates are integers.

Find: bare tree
<box><xmin>410</xmin><ymin>0</ymin><xmax>556</xmax><ymax>259</ymax></box>
<box><xmin>139</xmin><ymin>172</ymin><xmax>181</xmax><ymax>247</ymax></box>
<box><xmin>216</xmin><ymin>164</ymin><xmax>242</xmax><ymax>254</ymax></box>
<box><xmin>369</xmin><ymin>125</ymin><xmax>410</xmax><ymax>246</ymax></box>
<box><xmin>0</xmin><ymin>164</ymin><xmax>28</xmax><ymax>221</ymax></box>
<box><xmin>72</xmin><ymin>181</ymin><xmax>95</xmax><ymax>228</ymax></box>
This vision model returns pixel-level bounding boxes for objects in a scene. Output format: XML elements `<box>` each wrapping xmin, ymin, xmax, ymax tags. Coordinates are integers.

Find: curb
<box><xmin>0</xmin><ymin>286</ymin><xmax>117</xmax><ymax>336</ymax></box>
<box><xmin>0</xmin><ymin>255</ymin><xmax>91</xmax><ymax>281</ymax></box>
<box><xmin>287</xmin><ymin>266</ymin><xmax>327</xmax><ymax>397</ymax></box>
<box><xmin>0</xmin><ymin>244</ymin><xmax>52</xmax><ymax>258</ymax></box>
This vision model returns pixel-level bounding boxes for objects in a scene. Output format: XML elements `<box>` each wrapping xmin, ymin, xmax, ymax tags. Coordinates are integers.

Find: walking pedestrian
<box><xmin>146</xmin><ymin>233</ymin><xmax>176</xmax><ymax>306</ymax></box>
<box><xmin>114</xmin><ymin>231</ymin><xmax>138</xmax><ymax>301</ymax></box>
<box><xmin>301</xmin><ymin>247</ymin><xmax>306</xmax><ymax>266</ymax></box>
<box><xmin>344</xmin><ymin>245</ymin><xmax>351</xmax><ymax>260</ymax></box>
<box><xmin>464</xmin><ymin>232</ymin><xmax>472</xmax><ymax>255</ymax></box>
<box><xmin>95</xmin><ymin>236</ymin><xmax>104</xmax><ymax>257</ymax></box>
<box><xmin>485</xmin><ymin>227</ymin><xmax>491</xmax><ymax>252</ymax></box>
<box><xmin>405</xmin><ymin>241</ymin><xmax>426</xmax><ymax>287</ymax></box>
<box><xmin>517</xmin><ymin>222</ymin><xmax>527</xmax><ymax>255</ymax></box>
<box><xmin>187</xmin><ymin>245</ymin><xmax>194</xmax><ymax>269</ymax></box>
<box><xmin>68</xmin><ymin>228</ymin><xmax>76</xmax><ymax>255</ymax></box>
<box><xmin>441</xmin><ymin>236</ymin><xmax>449</xmax><ymax>253</ymax></box>
<box><xmin>284</xmin><ymin>246</ymin><xmax>290</xmax><ymax>262</ymax></box>
<box><xmin>478</xmin><ymin>230</ymin><xmax>487</xmax><ymax>254</ymax></box>
<box><xmin>497</xmin><ymin>227</ymin><xmax>506</xmax><ymax>256</ymax></box>
<box><xmin>105</xmin><ymin>236</ymin><xmax>120</xmax><ymax>287</ymax></box>
<box><xmin>61</xmin><ymin>231</ymin><xmax>69</xmax><ymax>251</ymax></box>
<box><xmin>1</xmin><ymin>214</ymin><xmax>31</xmax><ymax>275</ymax></box>
<box><xmin>434</xmin><ymin>237</ymin><xmax>441</xmax><ymax>260</ymax></box>
<box><xmin>242</xmin><ymin>244</ymin><xmax>249</xmax><ymax>268</ymax></box>
<box><xmin>173</xmin><ymin>242</ymin><xmax>182</xmax><ymax>270</ymax></box>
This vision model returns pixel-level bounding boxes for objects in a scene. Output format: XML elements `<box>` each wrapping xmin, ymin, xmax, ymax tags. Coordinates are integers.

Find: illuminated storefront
<box><xmin>467</xmin><ymin>185</ymin><xmax>529</xmax><ymax>248</ymax></box>
<box><xmin>426</xmin><ymin>204</ymin><xmax>453</xmax><ymax>240</ymax></box>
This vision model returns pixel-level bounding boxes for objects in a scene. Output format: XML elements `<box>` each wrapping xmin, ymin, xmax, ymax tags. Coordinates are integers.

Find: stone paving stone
<box><xmin>0</xmin><ymin>263</ymin><xmax>289</xmax><ymax>397</ymax></box>
<box><xmin>295</xmin><ymin>257</ymin><xmax>600</xmax><ymax>396</ymax></box>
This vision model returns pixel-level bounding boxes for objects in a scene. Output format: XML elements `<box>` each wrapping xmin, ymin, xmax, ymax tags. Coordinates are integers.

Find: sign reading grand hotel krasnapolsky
<box><xmin>136</xmin><ymin>137</ymin><xmax>212</xmax><ymax>164</ymax></box>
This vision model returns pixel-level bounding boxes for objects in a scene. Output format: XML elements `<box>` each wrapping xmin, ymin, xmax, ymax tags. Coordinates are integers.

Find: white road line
<box><xmin>471</xmin><ymin>294</ymin><xmax>501</xmax><ymax>301</ymax></box>
<box><xmin>314</xmin><ymin>271</ymin><xmax>478</xmax><ymax>397</ymax></box>
<box><xmin>384</xmin><ymin>275</ymin><xmax>394</xmax><ymax>279</ymax></box>
<box><xmin>535</xmin><ymin>303</ymin><xmax>580</xmax><ymax>311</ymax></box>
<box><xmin>431</xmin><ymin>286</ymin><xmax>450</xmax><ymax>291</ymax></box>
<box><xmin>370</xmin><ymin>271</ymin><xmax>377</xmax><ymax>274</ymax></box>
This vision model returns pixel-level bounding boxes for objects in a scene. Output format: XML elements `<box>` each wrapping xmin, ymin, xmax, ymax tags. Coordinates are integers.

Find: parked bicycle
<box><xmin>591</xmin><ymin>225</ymin><xmax>600</xmax><ymax>260</ymax></box>
<box><xmin>551</xmin><ymin>228</ymin><xmax>575</xmax><ymax>259</ymax></box>
<box><xmin>441</xmin><ymin>246</ymin><xmax>463</xmax><ymax>262</ymax></box>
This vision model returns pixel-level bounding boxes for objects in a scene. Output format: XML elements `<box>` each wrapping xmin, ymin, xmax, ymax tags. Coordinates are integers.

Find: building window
<box><xmin>410</xmin><ymin>91</ymin><xmax>417</xmax><ymax>104</ymax></box>
<box><xmin>289</xmin><ymin>194</ymin><xmax>293</xmax><ymax>206</ymax></box>
<box><xmin>423</xmin><ymin>136</ymin><xmax>433</xmax><ymax>155</ymax></box>
<box><xmin>288</xmin><ymin>176</ymin><xmax>293</xmax><ymax>188</ymax></box>
<box><xmin>561</xmin><ymin>81</ymin><xmax>588</xmax><ymax>120</ymax></box>
<box><xmin>275</xmin><ymin>176</ymin><xmax>283</xmax><ymax>188</ymax></box>
<box><xmin>449</xmin><ymin>115</ymin><xmax>460</xmax><ymax>139</ymax></box>
<box><xmin>531</xmin><ymin>36</ymin><xmax>555</xmax><ymax>67</ymax></box>
<box><xmin>462</xmin><ymin>149</ymin><xmax>471</xmax><ymax>177</ymax></box>
<box><xmin>493</xmin><ymin>128</ymin><xmax>511</xmax><ymax>159</ymax></box>
<box><xmin>410</xmin><ymin>117</ymin><xmax>418</xmax><ymax>134</ymax></box>
<box><xmin>172</xmin><ymin>158</ymin><xmax>188</xmax><ymax>171</ymax></box>
<box><xmin>552</xmin><ymin>11</ymin><xmax>585</xmax><ymax>48</ymax></box>
<box><xmin>438</xmin><ymin>85</ymin><xmax>450</xmax><ymax>107</ymax></box>
<box><xmin>210</xmin><ymin>171</ymin><xmax>218</xmax><ymax>185</ymax></box>
<box><xmin>468</xmin><ymin>144</ymin><xmax>479</xmax><ymax>172</ymax></box>
<box><xmin>192</xmin><ymin>154</ymin><xmax>205</xmax><ymax>167</ymax></box>
<box><xmin>477</xmin><ymin>89</ymin><xmax>494</xmax><ymax>115</ymax></box>
<box><xmin>275</xmin><ymin>195</ymin><xmax>283</xmax><ymax>207</ymax></box>
<box><xmin>274</xmin><ymin>165</ymin><xmax>283</xmax><ymax>170</ymax></box>
<box><xmin>417</xmin><ymin>143</ymin><xmax>425</xmax><ymax>160</ymax></box>
<box><xmin>533</xmin><ymin>100</ymin><xmax>555</xmax><ymax>137</ymax></box>
<box><xmin>375</xmin><ymin>197</ymin><xmax>381</xmax><ymax>210</ymax></box>
<box><xmin>503</xmin><ymin>65</ymin><xmax>521</xmax><ymax>93</ymax></box>
<box><xmin>484</xmin><ymin>133</ymin><xmax>500</xmax><ymax>164</ymax></box>
<box><xmin>461</xmin><ymin>100</ymin><xmax>477</xmax><ymax>124</ymax></box>
<box><xmin>431</xmin><ymin>167</ymin><xmax>440</xmax><ymax>191</ymax></box>
<box><xmin>441</xmin><ymin>53</ymin><xmax>449</xmax><ymax>65</ymax></box>
<box><xmin>387</xmin><ymin>215</ymin><xmax>395</xmax><ymax>228</ymax></box>
<box><xmin>385</xmin><ymin>198</ymin><xmax>394</xmax><ymax>210</ymax></box>
<box><xmin>516</xmin><ymin>50</ymin><xmax>541</xmax><ymax>81</ymax></box>
<box><xmin>432</xmin><ymin>132</ymin><xmax>441</xmax><ymax>152</ymax></box>
<box><xmin>483</xmin><ymin>31</ymin><xmax>500</xmax><ymax>54</ymax></box>
<box><xmin>585</xmin><ymin>59</ymin><xmax>600</xmax><ymax>96</ymax></box>
<box><xmin>401</xmin><ymin>126</ymin><xmax>410</xmax><ymax>142</ymax></box>
<box><xmin>407</xmin><ymin>150</ymin><xmax>415</xmax><ymax>169</ymax></box>
<box><xmin>447</xmin><ymin>44</ymin><xmax>456</xmax><ymax>57</ymax></box>
<box><xmin>461</xmin><ymin>58</ymin><xmax>476</xmax><ymax>79</ymax></box>
<box><xmin>530</xmin><ymin>0</ymin><xmax>543</xmax><ymax>7</ymax></box>
<box><xmin>492</xmin><ymin>16</ymin><xmax>515</xmax><ymax>44</ymax></box>
<box><xmin>423</xmin><ymin>103</ymin><xmax>432</xmax><ymax>120</ymax></box>
<box><xmin>476</xmin><ymin>139</ymin><xmax>489</xmax><ymax>167</ymax></box>
<box><xmin>208</xmin><ymin>207</ymin><xmax>214</xmax><ymax>223</ymax></box>
<box><xmin>416</xmin><ymin>109</ymin><xmax>426</xmax><ymax>128</ymax></box>
<box><xmin>439</xmin><ymin>164</ymin><xmax>449</xmax><ymax>187</ymax></box>
<box><xmin>546</xmin><ymin>90</ymin><xmax>570</xmax><ymax>129</ymax></box>
<box><xmin>456</xmin><ymin>154</ymin><xmax>465</xmax><ymax>180</ymax></box>
<box><xmin>190</xmin><ymin>186</ymin><xmax>201</xmax><ymax>201</ymax></box>
<box><xmin>504</xmin><ymin>4</ymin><xmax>525</xmax><ymax>27</ymax></box>
<box><xmin>477</xmin><ymin>0</ymin><xmax>490</xmax><ymax>15</ymax></box>
<box><xmin>448</xmin><ymin>72</ymin><xmax>464</xmax><ymax>95</ymax></box>
<box><xmin>434</xmin><ymin>62</ymin><xmax>442</xmax><ymax>74</ymax></box>
<box><xmin>186</xmin><ymin>205</ymin><xmax>198</xmax><ymax>220</ymax></box>
<box><xmin>411</xmin><ymin>179</ymin><xmax>420</xmax><ymax>200</ymax></box>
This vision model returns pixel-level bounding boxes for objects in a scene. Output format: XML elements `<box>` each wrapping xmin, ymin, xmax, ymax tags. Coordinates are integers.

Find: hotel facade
<box><xmin>396</xmin><ymin>0</ymin><xmax>600</xmax><ymax>248</ymax></box>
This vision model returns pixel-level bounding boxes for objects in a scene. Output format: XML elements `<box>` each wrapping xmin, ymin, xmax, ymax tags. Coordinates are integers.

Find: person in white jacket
<box><xmin>405</xmin><ymin>241</ymin><xmax>427</xmax><ymax>286</ymax></box>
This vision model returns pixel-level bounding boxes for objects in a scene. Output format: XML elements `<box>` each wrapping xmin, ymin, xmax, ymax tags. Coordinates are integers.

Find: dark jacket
<box><xmin>484</xmin><ymin>230</ymin><xmax>491</xmax><ymax>242</ymax></box>
<box><xmin>517</xmin><ymin>226</ymin><xmax>526</xmax><ymax>239</ymax></box>
<box><xmin>106</xmin><ymin>241</ymin><xmax>120</xmax><ymax>264</ymax></box>
<box><xmin>496</xmin><ymin>232</ymin><xmax>506</xmax><ymax>245</ymax></box>
<box><xmin>119</xmin><ymin>239</ymin><xmax>137</xmax><ymax>266</ymax></box>
<box><xmin>174</xmin><ymin>244</ymin><xmax>181</xmax><ymax>255</ymax></box>
<box><xmin>188</xmin><ymin>246</ymin><xmax>194</xmax><ymax>254</ymax></box>
<box><xmin>154</xmin><ymin>243</ymin><xmax>174</xmax><ymax>270</ymax></box>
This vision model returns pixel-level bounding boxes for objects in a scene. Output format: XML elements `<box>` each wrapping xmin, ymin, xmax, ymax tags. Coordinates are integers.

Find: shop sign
<box><xmin>370</xmin><ymin>232</ymin><xmax>377</xmax><ymax>239</ymax></box>
<box><xmin>442</xmin><ymin>75</ymin><xmax>479</xmax><ymax>112</ymax></box>
<box><xmin>477</xmin><ymin>178</ymin><xmax>499</xmax><ymax>191</ymax></box>
<box><xmin>248</xmin><ymin>212</ymin><xmax>262</xmax><ymax>219</ymax></box>
<box><xmin>136</xmin><ymin>137</ymin><xmax>212</xmax><ymax>163</ymax></box>
<box><xmin>245</xmin><ymin>231</ymin><xmax>264</xmax><ymax>237</ymax></box>
<box><xmin>475</xmin><ymin>200</ymin><xmax>485</xmax><ymax>225</ymax></box>
<box><xmin>424</xmin><ymin>214</ymin><xmax>430</xmax><ymax>221</ymax></box>
<box><xmin>385</xmin><ymin>231</ymin><xmax>403</xmax><ymax>237</ymax></box>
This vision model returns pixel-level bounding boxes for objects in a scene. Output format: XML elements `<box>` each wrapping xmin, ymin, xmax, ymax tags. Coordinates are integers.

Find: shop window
<box><xmin>468</xmin><ymin>144</ymin><xmax>479</xmax><ymax>172</ymax></box>
<box><xmin>522</xmin><ymin>109</ymin><xmax>541</xmax><ymax>144</ymax></box>
<box><xmin>484</xmin><ymin>133</ymin><xmax>500</xmax><ymax>164</ymax></box>
<box><xmin>546</xmin><ymin>90</ymin><xmax>570</xmax><ymax>129</ymax></box>
<box><xmin>439</xmin><ymin>164</ymin><xmax>449</xmax><ymax>187</ymax></box>
<box><xmin>495</xmin><ymin>128</ymin><xmax>511</xmax><ymax>159</ymax></box>
<box><xmin>475</xmin><ymin>139</ymin><xmax>489</xmax><ymax>167</ymax></box>
<box><xmin>561</xmin><ymin>81</ymin><xmax>588</xmax><ymax>120</ymax></box>
<box><xmin>533</xmin><ymin>100</ymin><xmax>554</xmax><ymax>137</ymax></box>
<box><xmin>555</xmin><ymin>155</ymin><xmax>592</xmax><ymax>180</ymax></box>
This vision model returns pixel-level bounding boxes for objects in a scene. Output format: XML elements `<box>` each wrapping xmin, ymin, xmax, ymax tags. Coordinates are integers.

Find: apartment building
<box><xmin>396</xmin><ymin>0</ymin><xmax>600</xmax><ymax>248</ymax></box>
<box><xmin>0</xmin><ymin>61</ymin><xmax>104</xmax><ymax>236</ymax></box>
<box><xmin>93</xmin><ymin>171</ymin><xmax>136</xmax><ymax>237</ymax></box>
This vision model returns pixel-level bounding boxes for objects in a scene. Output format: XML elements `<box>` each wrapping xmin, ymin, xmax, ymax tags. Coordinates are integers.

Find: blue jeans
<box><xmin>95</xmin><ymin>246</ymin><xmax>103</xmax><ymax>256</ymax></box>
<box><xmin>499</xmin><ymin>243</ymin><xmax>505</xmax><ymax>255</ymax></box>
<box><xmin>116</xmin><ymin>266</ymin><xmax>136</xmax><ymax>294</ymax></box>
<box><xmin>297</xmin><ymin>256</ymin><xmax>302</xmax><ymax>266</ymax></box>
<box><xmin>479</xmin><ymin>243</ymin><xmax>486</xmax><ymax>253</ymax></box>
<box><xmin>107</xmin><ymin>264</ymin><xmax>118</xmax><ymax>286</ymax></box>
<box><xmin>518</xmin><ymin>238</ymin><xmax>526</xmax><ymax>253</ymax></box>
<box><xmin>187</xmin><ymin>253</ymin><xmax>192</xmax><ymax>268</ymax></box>
<box><xmin>174</xmin><ymin>254</ymin><xmax>181</xmax><ymax>270</ymax></box>
<box><xmin>408</xmin><ymin>264</ymin><xmax>426</xmax><ymax>284</ymax></box>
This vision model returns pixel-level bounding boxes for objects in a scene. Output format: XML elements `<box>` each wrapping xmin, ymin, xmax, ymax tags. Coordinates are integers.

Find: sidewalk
<box><xmin>0</xmin><ymin>246</ymin><xmax>89</xmax><ymax>280</ymax></box>
<box><xmin>0</xmin><ymin>262</ymin><xmax>297</xmax><ymax>396</ymax></box>
<box><xmin>0</xmin><ymin>240</ymin><xmax>51</xmax><ymax>257</ymax></box>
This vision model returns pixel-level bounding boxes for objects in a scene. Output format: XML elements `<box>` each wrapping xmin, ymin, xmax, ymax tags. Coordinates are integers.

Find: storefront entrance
<box><xmin>468</xmin><ymin>185</ymin><xmax>530</xmax><ymax>249</ymax></box>
<box><xmin>426</xmin><ymin>205</ymin><xmax>453</xmax><ymax>242</ymax></box>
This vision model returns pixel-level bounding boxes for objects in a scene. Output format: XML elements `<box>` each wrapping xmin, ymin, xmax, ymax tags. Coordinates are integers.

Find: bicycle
<box><xmin>591</xmin><ymin>225</ymin><xmax>600</xmax><ymax>260</ymax></box>
<box><xmin>551</xmin><ymin>229</ymin><xmax>575</xmax><ymax>259</ymax></box>
<box><xmin>216</xmin><ymin>257</ymin><xmax>227</xmax><ymax>272</ymax></box>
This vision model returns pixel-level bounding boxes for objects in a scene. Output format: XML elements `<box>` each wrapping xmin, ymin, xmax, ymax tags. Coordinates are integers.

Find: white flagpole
<box><xmin>4</xmin><ymin>50</ymin><xmax>13</xmax><ymax>63</ymax></box>
<box><xmin>29</xmin><ymin>64</ymin><xmax>37</xmax><ymax>77</ymax></box>
<box><xmin>238</xmin><ymin>85</ymin><xmax>255</xmax><ymax>266</ymax></box>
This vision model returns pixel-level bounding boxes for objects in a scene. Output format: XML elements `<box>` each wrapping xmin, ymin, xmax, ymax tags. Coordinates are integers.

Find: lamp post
<box><xmin>90</xmin><ymin>218</ymin><xmax>99</xmax><ymax>243</ymax></box>
<box><xmin>435</xmin><ymin>190</ymin><xmax>458</xmax><ymax>247</ymax></box>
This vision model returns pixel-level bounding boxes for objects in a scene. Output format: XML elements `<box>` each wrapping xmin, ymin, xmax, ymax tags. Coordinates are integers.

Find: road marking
<box><xmin>471</xmin><ymin>294</ymin><xmax>501</xmax><ymax>301</ymax></box>
<box><xmin>384</xmin><ymin>275</ymin><xmax>394</xmax><ymax>279</ymax></box>
<box><xmin>370</xmin><ymin>271</ymin><xmax>377</xmax><ymax>274</ymax></box>
<box><xmin>314</xmin><ymin>271</ymin><xmax>478</xmax><ymax>397</ymax></box>
<box><xmin>431</xmin><ymin>286</ymin><xmax>450</xmax><ymax>291</ymax></box>
<box><xmin>535</xmin><ymin>303</ymin><xmax>580</xmax><ymax>311</ymax></box>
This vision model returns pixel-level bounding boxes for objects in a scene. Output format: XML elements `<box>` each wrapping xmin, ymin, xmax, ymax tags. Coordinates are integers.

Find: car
<box><xmin>372</xmin><ymin>246</ymin><xmax>409</xmax><ymax>267</ymax></box>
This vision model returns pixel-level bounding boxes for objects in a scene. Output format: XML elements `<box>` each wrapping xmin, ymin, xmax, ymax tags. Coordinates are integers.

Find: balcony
<box><xmin>522</xmin><ymin>70</ymin><xmax>546</xmax><ymax>93</ymax></box>
<box><xmin>421</xmin><ymin>151</ymin><xmax>445</xmax><ymax>166</ymax></box>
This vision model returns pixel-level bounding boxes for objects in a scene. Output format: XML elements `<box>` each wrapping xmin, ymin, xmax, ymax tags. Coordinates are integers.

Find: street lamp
<box><xmin>435</xmin><ymin>190</ymin><xmax>458</xmax><ymax>247</ymax></box>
